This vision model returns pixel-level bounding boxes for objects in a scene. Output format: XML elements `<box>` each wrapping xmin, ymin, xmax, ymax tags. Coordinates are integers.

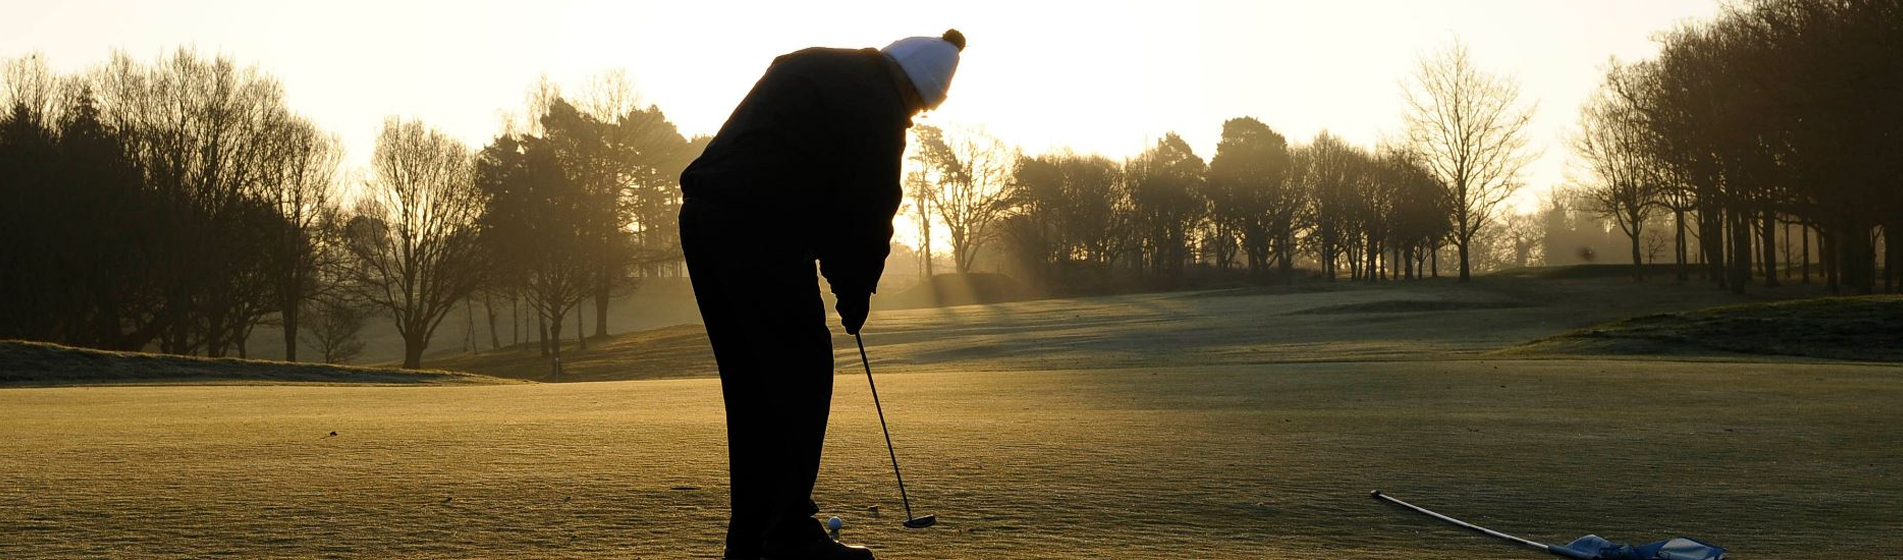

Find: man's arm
<box><xmin>812</xmin><ymin>51</ymin><xmax>910</xmax><ymax>334</ymax></box>
<box><xmin>815</xmin><ymin>118</ymin><xmax>904</xmax><ymax>300</ymax></box>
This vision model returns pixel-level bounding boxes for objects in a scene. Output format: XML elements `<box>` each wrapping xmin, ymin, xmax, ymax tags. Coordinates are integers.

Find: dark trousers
<box><xmin>680</xmin><ymin>199</ymin><xmax>835</xmax><ymax>558</ymax></box>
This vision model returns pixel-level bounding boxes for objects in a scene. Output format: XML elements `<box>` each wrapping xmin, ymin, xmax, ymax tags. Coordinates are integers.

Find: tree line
<box><xmin>903</xmin><ymin>40</ymin><xmax>1533</xmax><ymax>294</ymax></box>
<box><xmin>1569</xmin><ymin>0</ymin><xmax>1899</xmax><ymax>293</ymax></box>
<box><xmin>1</xmin><ymin>38</ymin><xmax>1543</xmax><ymax>367</ymax></box>
<box><xmin>0</xmin><ymin>50</ymin><xmax>698</xmax><ymax>368</ymax></box>
<box><xmin>907</xmin><ymin>122</ymin><xmax>1470</xmax><ymax>295</ymax></box>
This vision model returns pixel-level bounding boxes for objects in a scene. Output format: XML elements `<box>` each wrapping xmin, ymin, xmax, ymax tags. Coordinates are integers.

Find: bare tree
<box><xmin>577</xmin><ymin>69</ymin><xmax>643</xmax><ymax>123</ymax></box>
<box><xmin>3</xmin><ymin>49</ymin><xmax>346</xmax><ymax>356</ymax></box>
<box><xmin>1573</xmin><ymin>83</ymin><xmax>1659</xmax><ymax>280</ymax></box>
<box><xmin>1643</xmin><ymin>218</ymin><xmax>1672</xmax><ymax>264</ymax></box>
<box><xmin>261</xmin><ymin>119</ymin><xmax>343</xmax><ymax>360</ymax></box>
<box><xmin>1402</xmin><ymin>39</ymin><xmax>1539</xmax><ymax>281</ymax></box>
<box><xmin>903</xmin><ymin>169</ymin><xmax>936</xmax><ymax>278</ymax></box>
<box><xmin>1502</xmin><ymin>211</ymin><xmax>1545</xmax><ymax>268</ymax></box>
<box><xmin>1</xmin><ymin>53</ymin><xmax>67</xmax><ymax>123</ymax></box>
<box><xmin>91</xmin><ymin>48</ymin><xmax>297</xmax><ymax>356</ymax></box>
<box><xmin>1383</xmin><ymin>148</ymin><xmax>1452</xmax><ymax>279</ymax></box>
<box><xmin>299</xmin><ymin>293</ymin><xmax>370</xmax><ymax>364</ymax></box>
<box><xmin>342</xmin><ymin>118</ymin><xmax>485</xmax><ymax>369</ymax></box>
<box><xmin>1299</xmin><ymin>132</ymin><xmax>1368</xmax><ymax>281</ymax></box>
<box><xmin>912</xmin><ymin>125</ymin><xmax>1017</xmax><ymax>274</ymax></box>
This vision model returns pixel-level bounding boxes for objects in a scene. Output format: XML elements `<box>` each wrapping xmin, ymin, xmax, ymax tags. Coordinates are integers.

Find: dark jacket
<box><xmin>680</xmin><ymin>47</ymin><xmax>910</xmax><ymax>297</ymax></box>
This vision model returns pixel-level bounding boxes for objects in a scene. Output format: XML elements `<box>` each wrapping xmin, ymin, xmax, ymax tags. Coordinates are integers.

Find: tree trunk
<box><xmin>594</xmin><ymin>279</ymin><xmax>610</xmax><ymax>339</ymax></box>
<box><xmin>547</xmin><ymin>311</ymin><xmax>565</xmax><ymax>374</ymax></box>
<box><xmin>1801</xmin><ymin>223</ymin><xmax>1811</xmax><ymax>284</ymax></box>
<box><xmin>1373</xmin><ymin>244</ymin><xmax>1380</xmax><ymax>281</ymax></box>
<box><xmin>1882</xmin><ymin>222</ymin><xmax>1899</xmax><ymax>293</ymax></box>
<box><xmin>1824</xmin><ymin>227</ymin><xmax>1840</xmax><ymax>294</ymax></box>
<box><xmin>204</xmin><ymin>312</ymin><xmax>228</xmax><ymax>358</ymax></box>
<box><xmin>402</xmin><ymin>332</ymin><xmax>426</xmax><ymax>369</ymax></box>
<box><xmin>1348</xmin><ymin>244</ymin><xmax>1361</xmax><ymax>281</ymax></box>
<box><xmin>1701</xmin><ymin>208</ymin><xmax>1725</xmax><ymax>286</ymax></box>
<box><xmin>1842</xmin><ymin>222</ymin><xmax>1876</xmax><ymax>294</ymax></box>
<box><xmin>954</xmin><ymin>241</ymin><xmax>969</xmax><ymax>275</ymax></box>
<box><xmin>282</xmin><ymin>302</ymin><xmax>299</xmax><ymax>362</ymax></box>
<box><xmin>1728</xmin><ymin>210</ymin><xmax>1750</xmax><ymax>295</ymax></box>
<box><xmin>1322</xmin><ymin>238</ymin><xmax>1337</xmax><ymax>282</ymax></box>
<box><xmin>577</xmin><ymin>308</ymin><xmax>587</xmax><ymax>350</ymax></box>
<box><xmin>1673</xmin><ymin>209</ymin><xmax>1689</xmax><ymax>282</ymax></box>
<box><xmin>1760</xmin><ymin>211</ymin><xmax>1779</xmax><ymax>288</ymax></box>
<box><xmin>917</xmin><ymin>196</ymin><xmax>934</xmax><ymax>279</ymax></box>
<box><xmin>1378</xmin><ymin>243</ymin><xmax>1389</xmax><ymax>281</ymax></box>
<box><xmin>483</xmin><ymin>296</ymin><xmax>500</xmax><ymax>350</ymax></box>
<box><xmin>1279</xmin><ymin>232</ymin><xmax>1294</xmax><ymax>285</ymax></box>
<box><xmin>1630</xmin><ymin>229</ymin><xmax>1644</xmax><ymax>282</ymax></box>
<box><xmin>464</xmin><ymin>298</ymin><xmax>475</xmax><ymax>352</ymax></box>
<box><xmin>537</xmin><ymin>314</ymin><xmax>549</xmax><ymax>356</ymax></box>
<box><xmin>1781</xmin><ymin>221</ymin><xmax>1792</xmax><ymax>279</ymax></box>
<box><xmin>1456</xmin><ymin>235</ymin><xmax>1472</xmax><ymax>282</ymax></box>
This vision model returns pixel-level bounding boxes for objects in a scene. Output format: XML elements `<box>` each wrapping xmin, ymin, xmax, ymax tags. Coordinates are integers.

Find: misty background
<box><xmin>2</xmin><ymin>0</ymin><xmax>1895</xmax><ymax>369</ymax></box>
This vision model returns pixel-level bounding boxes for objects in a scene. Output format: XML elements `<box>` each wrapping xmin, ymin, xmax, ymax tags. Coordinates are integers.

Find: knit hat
<box><xmin>882</xmin><ymin>29</ymin><xmax>965</xmax><ymax>109</ymax></box>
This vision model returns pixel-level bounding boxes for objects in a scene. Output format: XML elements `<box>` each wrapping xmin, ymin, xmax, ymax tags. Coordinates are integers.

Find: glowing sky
<box><xmin>4</xmin><ymin>0</ymin><xmax>1722</xmax><ymax>216</ymax></box>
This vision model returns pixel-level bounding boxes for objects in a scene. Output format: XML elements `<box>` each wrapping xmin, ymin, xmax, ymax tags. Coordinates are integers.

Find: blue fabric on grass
<box><xmin>1557</xmin><ymin>535</ymin><xmax>1727</xmax><ymax>560</ymax></box>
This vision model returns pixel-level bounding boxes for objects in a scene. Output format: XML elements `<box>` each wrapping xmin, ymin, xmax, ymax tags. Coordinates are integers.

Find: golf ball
<box><xmin>827</xmin><ymin>516</ymin><xmax>843</xmax><ymax>531</ymax></box>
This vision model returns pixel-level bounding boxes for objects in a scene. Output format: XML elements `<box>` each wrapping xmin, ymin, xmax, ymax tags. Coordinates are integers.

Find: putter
<box><xmin>855</xmin><ymin>333</ymin><xmax>936</xmax><ymax>529</ymax></box>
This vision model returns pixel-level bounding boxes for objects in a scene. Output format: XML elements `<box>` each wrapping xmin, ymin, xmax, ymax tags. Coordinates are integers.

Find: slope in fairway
<box><xmin>4</xmin><ymin>357</ymin><xmax>1901</xmax><ymax>559</ymax></box>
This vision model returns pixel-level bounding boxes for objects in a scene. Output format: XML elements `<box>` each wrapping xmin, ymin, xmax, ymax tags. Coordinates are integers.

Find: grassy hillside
<box><xmin>1509</xmin><ymin>295</ymin><xmax>1903</xmax><ymax>362</ymax></box>
<box><xmin>877</xmin><ymin>273</ymin><xmax>1038</xmax><ymax>309</ymax></box>
<box><xmin>425</xmin><ymin>274</ymin><xmax>1818</xmax><ymax>382</ymax></box>
<box><xmin>1489</xmin><ymin>263</ymin><xmax>1691</xmax><ymax>279</ymax></box>
<box><xmin>0</xmin><ymin>340</ymin><xmax>519</xmax><ymax>386</ymax></box>
<box><xmin>238</xmin><ymin>278</ymin><xmax>708</xmax><ymax>366</ymax></box>
<box><xmin>424</xmin><ymin>324</ymin><xmax>717</xmax><ymax>382</ymax></box>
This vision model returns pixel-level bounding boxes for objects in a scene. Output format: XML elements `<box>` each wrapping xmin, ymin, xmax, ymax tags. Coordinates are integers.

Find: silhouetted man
<box><xmin>678</xmin><ymin>30</ymin><xmax>964</xmax><ymax>560</ymax></box>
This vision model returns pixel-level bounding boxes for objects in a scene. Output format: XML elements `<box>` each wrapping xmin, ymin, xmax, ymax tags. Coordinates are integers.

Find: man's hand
<box><xmin>836</xmin><ymin>292</ymin><xmax>870</xmax><ymax>335</ymax></box>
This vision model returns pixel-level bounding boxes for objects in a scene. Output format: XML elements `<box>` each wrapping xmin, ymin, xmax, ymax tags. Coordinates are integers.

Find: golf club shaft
<box><xmin>856</xmin><ymin>333</ymin><xmax>916</xmax><ymax>521</ymax></box>
<box><xmin>1371</xmin><ymin>490</ymin><xmax>1550</xmax><ymax>551</ymax></box>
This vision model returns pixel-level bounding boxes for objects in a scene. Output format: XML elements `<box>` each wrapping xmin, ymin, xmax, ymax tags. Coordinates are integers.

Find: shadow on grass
<box><xmin>1507</xmin><ymin>295</ymin><xmax>1903</xmax><ymax>362</ymax></box>
<box><xmin>0</xmin><ymin>340</ymin><xmax>513</xmax><ymax>387</ymax></box>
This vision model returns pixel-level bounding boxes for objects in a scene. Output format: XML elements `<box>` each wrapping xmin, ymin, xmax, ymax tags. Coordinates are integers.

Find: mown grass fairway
<box><xmin>4</xmin><ymin>278</ymin><xmax>1900</xmax><ymax>559</ymax></box>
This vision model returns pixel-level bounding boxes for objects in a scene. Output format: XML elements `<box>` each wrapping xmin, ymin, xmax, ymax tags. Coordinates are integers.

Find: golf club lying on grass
<box><xmin>1370</xmin><ymin>490</ymin><xmax>1726</xmax><ymax>560</ymax></box>
<box><xmin>856</xmin><ymin>333</ymin><xmax>936</xmax><ymax>529</ymax></box>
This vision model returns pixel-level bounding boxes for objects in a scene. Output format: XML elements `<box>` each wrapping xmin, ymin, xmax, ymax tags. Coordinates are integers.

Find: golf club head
<box><xmin>902</xmin><ymin>515</ymin><xmax>937</xmax><ymax>529</ymax></box>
